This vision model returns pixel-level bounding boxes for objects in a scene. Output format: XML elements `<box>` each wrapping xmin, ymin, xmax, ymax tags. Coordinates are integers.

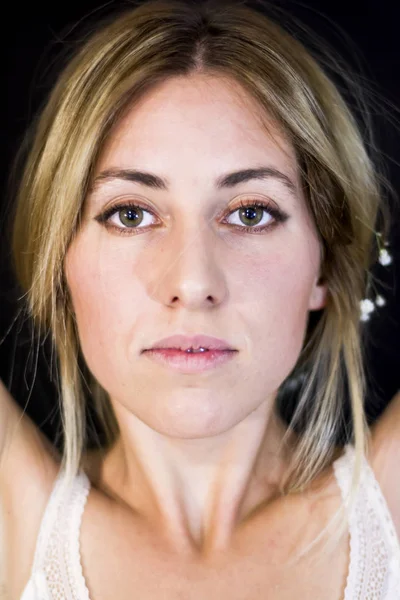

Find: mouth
<box><xmin>144</xmin><ymin>334</ymin><xmax>237</xmax><ymax>353</ymax></box>
<box><xmin>143</xmin><ymin>347</ymin><xmax>237</xmax><ymax>373</ymax></box>
<box><xmin>145</xmin><ymin>348</ymin><xmax>236</xmax><ymax>354</ymax></box>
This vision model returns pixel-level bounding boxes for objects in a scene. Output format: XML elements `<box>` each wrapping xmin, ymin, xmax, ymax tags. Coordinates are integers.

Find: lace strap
<box><xmin>30</xmin><ymin>466</ymin><xmax>68</xmax><ymax>574</ymax></box>
<box><xmin>65</xmin><ymin>471</ymin><xmax>92</xmax><ymax>600</ymax></box>
<box><xmin>333</xmin><ymin>444</ymin><xmax>400</xmax><ymax>599</ymax></box>
<box><xmin>28</xmin><ymin>466</ymin><xmax>92</xmax><ymax>600</ymax></box>
<box><xmin>333</xmin><ymin>445</ymin><xmax>363</xmax><ymax>600</ymax></box>
<box><xmin>361</xmin><ymin>453</ymin><xmax>400</xmax><ymax>594</ymax></box>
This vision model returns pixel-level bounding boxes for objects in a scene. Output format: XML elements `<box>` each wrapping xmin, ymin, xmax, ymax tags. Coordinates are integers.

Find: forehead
<box><xmin>96</xmin><ymin>74</ymin><xmax>299</xmax><ymax>185</ymax></box>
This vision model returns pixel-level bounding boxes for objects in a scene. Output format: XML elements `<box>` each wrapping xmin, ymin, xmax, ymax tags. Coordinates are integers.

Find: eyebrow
<box><xmin>91</xmin><ymin>166</ymin><xmax>298</xmax><ymax>197</ymax></box>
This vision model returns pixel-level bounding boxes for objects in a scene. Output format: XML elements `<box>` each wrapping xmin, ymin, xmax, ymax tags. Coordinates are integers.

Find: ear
<box><xmin>308</xmin><ymin>275</ymin><xmax>328</xmax><ymax>311</ymax></box>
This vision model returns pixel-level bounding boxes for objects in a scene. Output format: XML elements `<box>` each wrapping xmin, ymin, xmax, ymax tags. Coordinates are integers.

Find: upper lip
<box><xmin>144</xmin><ymin>335</ymin><xmax>237</xmax><ymax>352</ymax></box>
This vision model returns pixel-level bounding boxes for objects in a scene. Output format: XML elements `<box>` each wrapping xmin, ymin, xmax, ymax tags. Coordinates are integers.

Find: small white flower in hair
<box><xmin>375</xmin><ymin>295</ymin><xmax>386</xmax><ymax>307</ymax></box>
<box><xmin>358</xmin><ymin>231</ymin><xmax>392</xmax><ymax>322</ymax></box>
<box><xmin>379</xmin><ymin>249</ymin><xmax>392</xmax><ymax>266</ymax></box>
<box><xmin>360</xmin><ymin>298</ymin><xmax>375</xmax><ymax>321</ymax></box>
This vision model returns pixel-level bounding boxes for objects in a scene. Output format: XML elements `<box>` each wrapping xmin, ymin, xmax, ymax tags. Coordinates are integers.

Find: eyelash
<box><xmin>95</xmin><ymin>198</ymin><xmax>288</xmax><ymax>236</ymax></box>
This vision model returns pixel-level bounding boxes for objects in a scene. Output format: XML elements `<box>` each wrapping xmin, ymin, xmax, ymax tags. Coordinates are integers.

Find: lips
<box><xmin>145</xmin><ymin>334</ymin><xmax>236</xmax><ymax>352</ymax></box>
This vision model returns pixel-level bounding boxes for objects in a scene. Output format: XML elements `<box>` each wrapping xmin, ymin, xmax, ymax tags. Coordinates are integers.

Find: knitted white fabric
<box><xmin>20</xmin><ymin>468</ymin><xmax>91</xmax><ymax>600</ymax></box>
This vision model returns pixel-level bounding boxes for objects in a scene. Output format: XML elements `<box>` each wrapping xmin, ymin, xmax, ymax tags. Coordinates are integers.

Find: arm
<box><xmin>0</xmin><ymin>379</ymin><xmax>60</xmax><ymax>595</ymax></box>
<box><xmin>0</xmin><ymin>378</ymin><xmax>60</xmax><ymax>483</ymax></box>
<box><xmin>0</xmin><ymin>379</ymin><xmax>25</xmax><ymax>595</ymax></box>
<box><xmin>369</xmin><ymin>390</ymin><xmax>400</xmax><ymax>540</ymax></box>
<box><xmin>0</xmin><ymin>379</ymin><xmax>22</xmax><ymax>471</ymax></box>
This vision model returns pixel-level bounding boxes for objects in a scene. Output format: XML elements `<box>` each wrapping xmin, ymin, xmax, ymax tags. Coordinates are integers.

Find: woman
<box><xmin>0</xmin><ymin>0</ymin><xmax>399</xmax><ymax>597</ymax></box>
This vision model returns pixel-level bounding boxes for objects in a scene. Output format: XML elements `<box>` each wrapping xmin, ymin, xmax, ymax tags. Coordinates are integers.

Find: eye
<box><xmin>95</xmin><ymin>197</ymin><xmax>288</xmax><ymax>235</ymax></box>
<box><xmin>223</xmin><ymin>198</ymin><xmax>287</xmax><ymax>233</ymax></box>
<box><xmin>111</xmin><ymin>205</ymin><xmax>152</xmax><ymax>229</ymax></box>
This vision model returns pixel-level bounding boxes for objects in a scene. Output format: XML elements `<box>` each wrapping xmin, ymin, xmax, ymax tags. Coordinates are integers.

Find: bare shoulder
<box><xmin>369</xmin><ymin>390</ymin><xmax>400</xmax><ymax>539</ymax></box>
<box><xmin>0</xmin><ymin>382</ymin><xmax>61</xmax><ymax>597</ymax></box>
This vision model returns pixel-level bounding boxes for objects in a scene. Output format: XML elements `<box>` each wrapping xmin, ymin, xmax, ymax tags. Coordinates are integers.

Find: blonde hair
<box><xmin>10</xmin><ymin>0</ymin><xmax>393</xmax><ymax>565</ymax></box>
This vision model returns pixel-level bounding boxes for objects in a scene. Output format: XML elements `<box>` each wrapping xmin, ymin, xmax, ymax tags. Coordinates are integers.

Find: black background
<box><xmin>1</xmin><ymin>0</ymin><xmax>399</xmax><ymax>449</ymax></box>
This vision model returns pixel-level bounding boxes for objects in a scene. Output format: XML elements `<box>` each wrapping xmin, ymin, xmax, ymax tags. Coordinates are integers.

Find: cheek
<box><xmin>236</xmin><ymin>248</ymin><xmax>317</xmax><ymax>376</ymax></box>
<box><xmin>64</xmin><ymin>237</ymin><xmax>137</xmax><ymax>373</ymax></box>
<box><xmin>238</xmin><ymin>245</ymin><xmax>317</xmax><ymax>314</ymax></box>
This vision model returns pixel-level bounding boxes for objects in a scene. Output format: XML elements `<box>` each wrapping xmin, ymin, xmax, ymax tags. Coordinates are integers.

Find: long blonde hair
<box><xmin>10</xmin><ymin>0</ymin><xmax>393</xmax><ymax>564</ymax></box>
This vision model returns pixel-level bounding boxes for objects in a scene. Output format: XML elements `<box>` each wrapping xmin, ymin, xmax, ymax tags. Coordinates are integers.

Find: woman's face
<box><xmin>65</xmin><ymin>74</ymin><xmax>327</xmax><ymax>438</ymax></box>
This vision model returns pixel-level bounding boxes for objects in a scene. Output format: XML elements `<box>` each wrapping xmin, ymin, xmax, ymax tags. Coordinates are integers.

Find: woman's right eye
<box><xmin>109</xmin><ymin>205</ymin><xmax>155</xmax><ymax>229</ymax></box>
<box><xmin>95</xmin><ymin>202</ymin><xmax>158</xmax><ymax>234</ymax></box>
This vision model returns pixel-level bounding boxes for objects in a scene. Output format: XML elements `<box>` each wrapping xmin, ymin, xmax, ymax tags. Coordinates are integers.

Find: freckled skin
<box><xmin>64</xmin><ymin>73</ymin><xmax>327</xmax><ymax>552</ymax></box>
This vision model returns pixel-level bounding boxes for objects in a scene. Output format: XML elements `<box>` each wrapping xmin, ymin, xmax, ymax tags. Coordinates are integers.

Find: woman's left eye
<box><xmin>95</xmin><ymin>199</ymin><xmax>288</xmax><ymax>234</ymax></box>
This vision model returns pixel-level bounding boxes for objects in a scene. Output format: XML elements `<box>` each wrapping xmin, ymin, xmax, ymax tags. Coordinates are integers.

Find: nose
<box><xmin>149</xmin><ymin>223</ymin><xmax>227</xmax><ymax>310</ymax></box>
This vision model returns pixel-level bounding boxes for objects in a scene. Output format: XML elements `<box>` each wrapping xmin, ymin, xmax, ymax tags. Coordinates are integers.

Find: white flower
<box><xmin>360</xmin><ymin>312</ymin><xmax>371</xmax><ymax>322</ymax></box>
<box><xmin>360</xmin><ymin>298</ymin><xmax>375</xmax><ymax>313</ymax></box>
<box><xmin>375</xmin><ymin>295</ymin><xmax>386</xmax><ymax>307</ymax></box>
<box><xmin>379</xmin><ymin>249</ymin><xmax>392</xmax><ymax>266</ymax></box>
<box><xmin>360</xmin><ymin>298</ymin><xmax>375</xmax><ymax>321</ymax></box>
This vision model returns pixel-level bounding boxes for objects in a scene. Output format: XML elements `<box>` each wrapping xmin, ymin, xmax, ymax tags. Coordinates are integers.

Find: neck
<box><xmin>87</xmin><ymin>401</ymin><xmax>297</xmax><ymax>557</ymax></box>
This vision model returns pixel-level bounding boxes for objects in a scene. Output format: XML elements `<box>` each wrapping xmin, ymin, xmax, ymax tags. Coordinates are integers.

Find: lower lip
<box><xmin>143</xmin><ymin>349</ymin><xmax>237</xmax><ymax>373</ymax></box>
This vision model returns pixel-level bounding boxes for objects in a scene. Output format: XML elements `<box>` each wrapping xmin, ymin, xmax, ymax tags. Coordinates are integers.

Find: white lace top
<box><xmin>19</xmin><ymin>444</ymin><xmax>400</xmax><ymax>599</ymax></box>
